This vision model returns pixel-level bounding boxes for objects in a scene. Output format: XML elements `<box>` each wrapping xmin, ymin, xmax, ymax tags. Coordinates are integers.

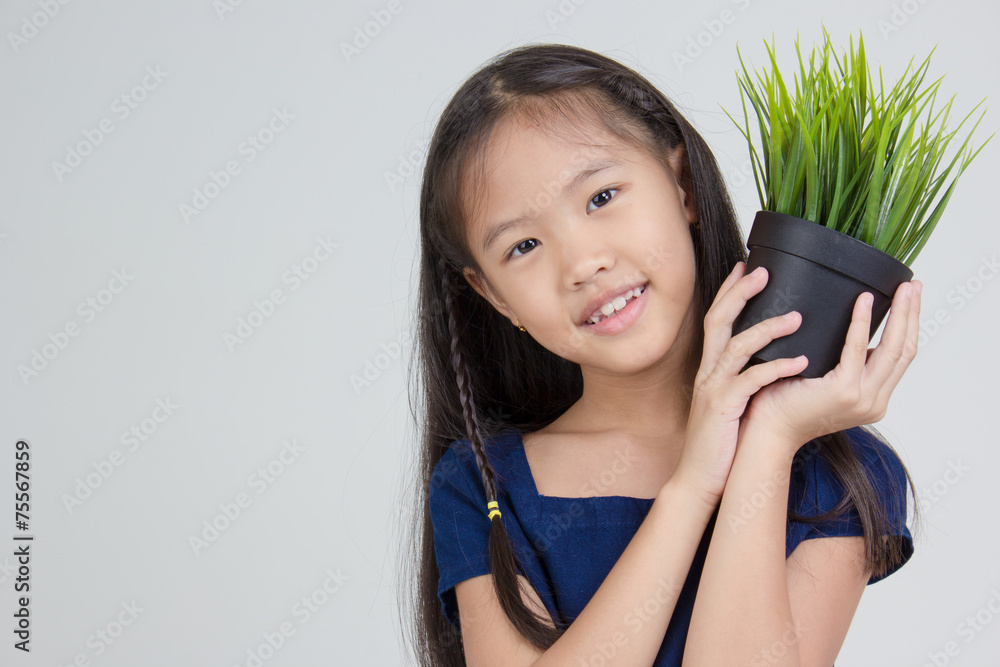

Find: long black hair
<box><xmin>398</xmin><ymin>42</ymin><xmax>922</xmax><ymax>665</ymax></box>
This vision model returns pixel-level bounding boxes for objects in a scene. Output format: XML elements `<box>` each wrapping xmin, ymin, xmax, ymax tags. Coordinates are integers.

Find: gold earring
<box><xmin>693</xmin><ymin>219</ymin><xmax>701</xmax><ymax>230</ymax></box>
<box><xmin>514</xmin><ymin>317</ymin><xmax>526</xmax><ymax>332</ymax></box>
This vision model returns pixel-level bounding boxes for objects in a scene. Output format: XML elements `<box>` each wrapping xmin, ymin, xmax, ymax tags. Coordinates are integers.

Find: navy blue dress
<box><xmin>429</xmin><ymin>426</ymin><xmax>913</xmax><ymax>664</ymax></box>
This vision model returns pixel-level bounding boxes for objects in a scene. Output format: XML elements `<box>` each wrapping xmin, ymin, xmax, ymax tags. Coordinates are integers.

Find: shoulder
<box><xmin>843</xmin><ymin>427</ymin><xmax>911</xmax><ymax>501</ymax></box>
<box><xmin>793</xmin><ymin>427</ymin><xmax>909</xmax><ymax>501</ymax></box>
<box><xmin>428</xmin><ymin>429</ymin><xmax>530</xmax><ymax>629</ymax></box>
<box><xmin>786</xmin><ymin>427</ymin><xmax>914</xmax><ymax>583</ymax></box>
<box><xmin>429</xmin><ymin>428</ymin><xmax>520</xmax><ymax>506</ymax></box>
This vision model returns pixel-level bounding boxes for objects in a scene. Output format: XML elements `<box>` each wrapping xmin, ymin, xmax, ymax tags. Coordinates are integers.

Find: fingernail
<box><xmin>914</xmin><ymin>281</ymin><xmax>923</xmax><ymax>295</ymax></box>
<box><xmin>784</xmin><ymin>310</ymin><xmax>799</xmax><ymax>320</ymax></box>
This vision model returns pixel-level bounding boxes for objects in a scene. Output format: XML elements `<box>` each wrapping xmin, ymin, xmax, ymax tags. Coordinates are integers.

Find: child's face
<box><xmin>462</xmin><ymin>114</ymin><xmax>700</xmax><ymax>376</ymax></box>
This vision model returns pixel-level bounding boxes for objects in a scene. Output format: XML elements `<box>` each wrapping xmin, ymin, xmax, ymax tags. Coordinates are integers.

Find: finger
<box><xmin>697</xmin><ymin>262</ymin><xmax>745</xmax><ymax>376</ymax></box>
<box><xmin>709</xmin><ymin>261</ymin><xmax>747</xmax><ymax>311</ymax></box>
<box><xmin>701</xmin><ymin>265</ymin><xmax>768</xmax><ymax>374</ymax></box>
<box><xmin>708</xmin><ymin>310</ymin><xmax>803</xmax><ymax>383</ymax></box>
<box><xmin>833</xmin><ymin>291</ymin><xmax>875</xmax><ymax>384</ymax></box>
<box><xmin>864</xmin><ymin>282</ymin><xmax>915</xmax><ymax>390</ymax></box>
<box><xmin>871</xmin><ymin>280</ymin><xmax>922</xmax><ymax>406</ymax></box>
<box><xmin>730</xmin><ymin>353</ymin><xmax>809</xmax><ymax>399</ymax></box>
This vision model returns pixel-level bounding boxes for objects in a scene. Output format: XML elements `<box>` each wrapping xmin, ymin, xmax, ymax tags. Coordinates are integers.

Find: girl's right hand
<box><xmin>671</xmin><ymin>261</ymin><xmax>809</xmax><ymax>509</ymax></box>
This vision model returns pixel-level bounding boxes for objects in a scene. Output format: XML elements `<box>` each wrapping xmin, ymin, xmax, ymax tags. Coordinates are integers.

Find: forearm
<box><xmin>536</xmin><ymin>477</ymin><xmax>717</xmax><ymax>667</ymax></box>
<box><xmin>683</xmin><ymin>424</ymin><xmax>803</xmax><ymax>667</ymax></box>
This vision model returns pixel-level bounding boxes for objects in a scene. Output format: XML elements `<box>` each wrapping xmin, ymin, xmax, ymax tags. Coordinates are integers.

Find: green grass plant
<box><xmin>724</xmin><ymin>26</ymin><xmax>993</xmax><ymax>266</ymax></box>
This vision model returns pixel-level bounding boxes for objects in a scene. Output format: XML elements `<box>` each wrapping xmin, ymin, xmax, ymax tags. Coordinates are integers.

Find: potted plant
<box><xmin>724</xmin><ymin>27</ymin><xmax>992</xmax><ymax>378</ymax></box>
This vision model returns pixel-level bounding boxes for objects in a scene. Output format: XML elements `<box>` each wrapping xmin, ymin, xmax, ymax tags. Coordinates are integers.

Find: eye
<box><xmin>587</xmin><ymin>187</ymin><xmax>619</xmax><ymax>212</ymax></box>
<box><xmin>504</xmin><ymin>187</ymin><xmax>620</xmax><ymax>261</ymax></box>
<box><xmin>507</xmin><ymin>238</ymin><xmax>538</xmax><ymax>260</ymax></box>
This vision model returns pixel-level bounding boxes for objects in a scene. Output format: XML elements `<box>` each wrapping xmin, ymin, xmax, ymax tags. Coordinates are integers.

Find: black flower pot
<box><xmin>732</xmin><ymin>211</ymin><xmax>914</xmax><ymax>379</ymax></box>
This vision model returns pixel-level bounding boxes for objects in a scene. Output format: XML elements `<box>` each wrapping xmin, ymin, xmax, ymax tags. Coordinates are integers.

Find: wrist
<box><xmin>736</xmin><ymin>418</ymin><xmax>802</xmax><ymax>468</ymax></box>
<box><xmin>742</xmin><ymin>398</ymin><xmax>822</xmax><ymax>452</ymax></box>
<box><xmin>661</xmin><ymin>470</ymin><xmax>721</xmax><ymax>518</ymax></box>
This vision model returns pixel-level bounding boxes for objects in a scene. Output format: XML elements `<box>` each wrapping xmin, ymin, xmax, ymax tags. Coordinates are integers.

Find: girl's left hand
<box><xmin>741</xmin><ymin>279</ymin><xmax>922</xmax><ymax>450</ymax></box>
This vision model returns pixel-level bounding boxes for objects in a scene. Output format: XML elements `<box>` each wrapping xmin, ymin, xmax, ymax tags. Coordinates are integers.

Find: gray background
<box><xmin>1</xmin><ymin>1</ymin><xmax>997</xmax><ymax>665</ymax></box>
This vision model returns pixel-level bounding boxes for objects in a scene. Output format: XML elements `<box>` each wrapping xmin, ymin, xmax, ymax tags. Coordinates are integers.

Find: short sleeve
<box><xmin>787</xmin><ymin>428</ymin><xmax>914</xmax><ymax>585</ymax></box>
<box><xmin>429</xmin><ymin>439</ymin><xmax>494</xmax><ymax>629</ymax></box>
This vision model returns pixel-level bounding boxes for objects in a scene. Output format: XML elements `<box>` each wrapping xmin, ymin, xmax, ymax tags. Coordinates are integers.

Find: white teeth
<box><xmin>587</xmin><ymin>284</ymin><xmax>645</xmax><ymax>324</ymax></box>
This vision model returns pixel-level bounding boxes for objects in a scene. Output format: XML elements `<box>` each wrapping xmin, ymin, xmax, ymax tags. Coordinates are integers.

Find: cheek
<box><xmin>508</xmin><ymin>276</ymin><xmax>556</xmax><ymax>318</ymax></box>
<box><xmin>631</xmin><ymin>207</ymin><xmax>694</xmax><ymax>266</ymax></box>
<box><xmin>644</xmin><ymin>234</ymin><xmax>696</xmax><ymax>284</ymax></box>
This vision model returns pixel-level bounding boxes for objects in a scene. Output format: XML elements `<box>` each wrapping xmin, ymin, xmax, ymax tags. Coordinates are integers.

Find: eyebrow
<box><xmin>480</xmin><ymin>159</ymin><xmax>622</xmax><ymax>255</ymax></box>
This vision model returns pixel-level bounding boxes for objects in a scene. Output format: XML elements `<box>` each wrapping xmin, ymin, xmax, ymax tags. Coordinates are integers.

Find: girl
<box><xmin>403</xmin><ymin>43</ymin><xmax>922</xmax><ymax>666</ymax></box>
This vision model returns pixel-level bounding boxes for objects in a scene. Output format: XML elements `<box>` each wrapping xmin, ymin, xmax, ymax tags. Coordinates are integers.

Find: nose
<box><xmin>562</xmin><ymin>220</ymin><xmax>616</xmax><ymax>289</ymax></box>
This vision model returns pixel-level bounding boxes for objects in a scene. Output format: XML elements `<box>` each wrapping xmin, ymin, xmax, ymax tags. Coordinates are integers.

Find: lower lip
<box><xmin>581</xmin><ymin>284</ymin><xmax>649</xmax><ymax>336</ymax></box>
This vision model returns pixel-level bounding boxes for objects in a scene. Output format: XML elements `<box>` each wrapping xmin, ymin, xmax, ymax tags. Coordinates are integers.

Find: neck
<box><xmin>560</xmin><ymin>327</ymin><xmax>698</xmax><ymax>453</ymax></box>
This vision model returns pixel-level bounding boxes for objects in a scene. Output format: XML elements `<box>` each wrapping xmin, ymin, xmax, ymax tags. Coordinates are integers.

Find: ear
<box><xmin>668</xmin><ymin>144</ymin><xmax>699</xmax><ymax>226</ymax></box>
<box><xmin>462</xmin><ymin>267</ymin><xmax>516</xmax><ymax>322</ymax></box>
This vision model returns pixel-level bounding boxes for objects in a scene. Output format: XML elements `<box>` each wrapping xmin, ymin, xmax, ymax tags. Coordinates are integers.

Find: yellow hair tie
<box><xmin>487</xmin><ymin>500</ymin><xmax>502</xmax><ymax>520</ymax></box>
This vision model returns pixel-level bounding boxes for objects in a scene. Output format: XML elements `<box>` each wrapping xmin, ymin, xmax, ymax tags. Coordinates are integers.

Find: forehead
<box><xmin>485</xmin><ymin>106</ymin><xmax>629</xmax><ymax>178</ymax></box>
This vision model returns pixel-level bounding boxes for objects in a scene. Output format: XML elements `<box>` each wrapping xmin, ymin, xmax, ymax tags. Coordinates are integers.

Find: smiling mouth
<box><xmin>583</xmin><ymin>283</ymin><xmax>648</xmax><ymax>325</ymax></box>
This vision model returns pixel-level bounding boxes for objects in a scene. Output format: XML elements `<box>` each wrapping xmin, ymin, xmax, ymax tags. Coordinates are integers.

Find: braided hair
<box><xmin>437</xmin><ymin>252</ymin><xmax>563</xmax><ymax>647</ymax></box>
